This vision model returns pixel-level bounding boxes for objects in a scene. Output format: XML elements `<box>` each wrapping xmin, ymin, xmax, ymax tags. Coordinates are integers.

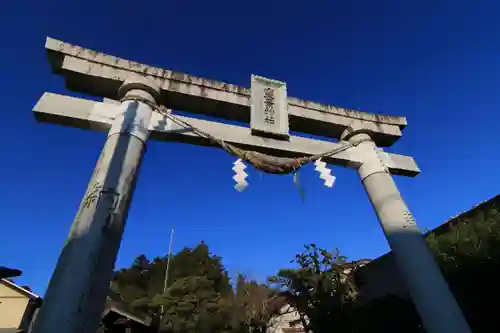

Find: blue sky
<box><xmin>1</xmin><ymin>1</ymin><xmax>500</xmax><ymax>295</ymax></box>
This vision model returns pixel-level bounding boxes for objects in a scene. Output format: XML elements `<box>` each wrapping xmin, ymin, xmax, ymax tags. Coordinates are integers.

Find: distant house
<box><xmin>0</xmin><ymin>279</ymin><xmax>41</xmax><ymax>332</ymax></box>
<box><xmin>267</xmin><ymin>304</ymin><xmax>305</xmax><ymax>333</ymax></box>
<box><xmin>100</xmin><ymin>305</ymin><xmax>153</xmax><ymax>333</ymax></box>
<box><xmin>101</xmin><ymin>291</ymin><xmax>154</xmax><ymax>333</ymax></box>
<box><xmin>0</xmin><ymin>279</ymin><xmax>152</xmax><ymax>333</ymax></box>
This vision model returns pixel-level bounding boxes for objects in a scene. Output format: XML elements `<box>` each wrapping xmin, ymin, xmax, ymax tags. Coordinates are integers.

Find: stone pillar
<box><xmin>31</xmin><ymin>77</ymin><xmax>161</xmax><ymax>333</ymax></box>
<box><xmin>342</xmin><ymin>128</ymin><xmax>471</xmax><ymax>333</ymax></box>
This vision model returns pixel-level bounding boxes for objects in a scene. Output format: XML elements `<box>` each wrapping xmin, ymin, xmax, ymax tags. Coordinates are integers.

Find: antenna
<box><xmin>160</xmin><ymin>228</ymin><xmax>174</xmax><ymax>319</ymax></box>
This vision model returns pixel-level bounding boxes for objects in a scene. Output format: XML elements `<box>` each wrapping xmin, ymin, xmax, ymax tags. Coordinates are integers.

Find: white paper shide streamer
<box><xmin>314</xmin><ymin>158</ymin><xmax>335</xmax><ymax>188</ymax></box>
<box><xmin>232</xmin><ymin>159</ymin><xmax>249</xmax><ymax>192</ymax></box>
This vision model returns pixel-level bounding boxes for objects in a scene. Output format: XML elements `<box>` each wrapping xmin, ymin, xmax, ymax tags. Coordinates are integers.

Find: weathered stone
<box><xmin>33</xmin><ymin>93</ymin><xmax>421</xmax><ymax>177</ymax></box>
<box><xmin>45</xmin><ymin>37</ymin><xmax>406</xmax><ymax>146</ymax></box>
<box><xmin>250</xmin><ymin>75</ymin><xmax>289</xmax><ymax>139</ymax></box>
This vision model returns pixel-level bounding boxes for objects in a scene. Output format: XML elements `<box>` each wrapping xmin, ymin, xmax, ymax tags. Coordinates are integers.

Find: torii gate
<box><xmin>31</xmin><ymin>37</ymin><xmax>471</xmax><ymax>333</ymax></box>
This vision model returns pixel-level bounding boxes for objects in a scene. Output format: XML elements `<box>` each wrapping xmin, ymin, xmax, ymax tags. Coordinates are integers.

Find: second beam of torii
<box><xmin>30</xmin><ymin>37</ymin><xmax>471</xmax><ymax>333</ymax></box>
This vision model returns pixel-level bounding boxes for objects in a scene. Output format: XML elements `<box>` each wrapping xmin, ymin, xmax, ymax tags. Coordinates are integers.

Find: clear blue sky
<box><xmin>1</xmin><ymin>1</ymin><xmax>500</xmax><ymax>295</ymax></box>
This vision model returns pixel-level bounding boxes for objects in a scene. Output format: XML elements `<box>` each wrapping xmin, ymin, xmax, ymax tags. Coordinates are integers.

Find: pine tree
<box><xmin>112</xmin><ymin>242</ymin><xmax>242</xmax><ymax>333</ymax></box>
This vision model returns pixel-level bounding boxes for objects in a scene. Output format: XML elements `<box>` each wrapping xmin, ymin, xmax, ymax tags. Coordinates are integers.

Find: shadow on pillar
<box><xmin>32</xmin><ymin>101</ymin><xmax>147</xmax><ymax>333</ymax></box>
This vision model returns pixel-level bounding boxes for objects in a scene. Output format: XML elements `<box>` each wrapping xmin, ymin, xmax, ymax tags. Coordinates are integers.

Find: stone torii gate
<box><xmin>31</xmin><ymin>37</ymin><xmax>471</xmax><ymax>333</ymax></box>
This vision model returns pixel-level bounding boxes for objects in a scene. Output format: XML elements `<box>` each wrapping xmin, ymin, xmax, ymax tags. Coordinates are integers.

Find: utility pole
<box><xmin>160</xmin><ymin>228</ymin><xmax>174</xmax><ymax>319</ymax></box>
<box><xmin>32</xmin><ymin>36</ymin><xmax>472</xmax><ymax>333</ymax></box>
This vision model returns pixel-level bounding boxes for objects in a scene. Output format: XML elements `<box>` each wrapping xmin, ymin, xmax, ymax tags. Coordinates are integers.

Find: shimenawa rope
<box><xmin>120</xmin><ymin>95</ymin><xmax>368</xmax><ymax>176</ymax></box>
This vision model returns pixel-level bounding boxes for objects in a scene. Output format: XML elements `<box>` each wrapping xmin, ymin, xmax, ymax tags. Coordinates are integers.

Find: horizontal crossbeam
<box><xmin>45</xmin><ymin>37</ymin><xmax>407</xmax><ymax>147</ymax></box>
<box><xmin>33</xmin><ymin>93</ymin><xmax>420</xmax><ymax>177</ymax></box>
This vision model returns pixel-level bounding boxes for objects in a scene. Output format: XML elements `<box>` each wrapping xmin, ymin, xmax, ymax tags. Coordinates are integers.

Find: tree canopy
<box><xmin>111</xmin><ymin>241</ymin><xmax>283</xmax><ymax>333</ymax></box>
<box><xmin>269</xmin><ymin>244</ymin><xmax>361</xmax><ymax>333</ymax></box>
<box><xmin>110</xmin><ymin>242</ymin><xmax>422</xmax><ymax>333</ymax></box>
<box><xmin>109</xmin><ymin>198</ymin><xmax>500</xmax><ymax>333</ymax></box>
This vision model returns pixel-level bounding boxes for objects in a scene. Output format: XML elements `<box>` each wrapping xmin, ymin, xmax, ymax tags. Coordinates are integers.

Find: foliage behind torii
<box><xmin>110</xmin><ymin>240</ymin><xmax>418</xmax><ymax>333</ymax></box>
<box><xmin>110</xmin><ymin>241</ymin><xmax>286</xmax><ymax>333</ymax></box>
<box><xmin>269</xmin><ymin>244</ymin><xmax>361</xmax><ymax>333</ymax></box>
<box><xmin>268</xmin><ymin>244</ymin><xmax>422</xmax><ymax>333</ymax></box>
<box><xmin>425</xmin><ymin>199</ymin><xmax>500</xmax><ymax>333</ymax></box>
<box><xmin>109</xmin><ymin>198</ymin><xmax>500</xmax><ymax>333</ymax></box>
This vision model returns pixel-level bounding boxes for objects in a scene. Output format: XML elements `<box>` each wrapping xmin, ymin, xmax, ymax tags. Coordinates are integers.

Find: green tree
<box><xmin>269</xmin><ymin>244</ymin><xmax>364</xmax><ymax>333</ymax></box>
<box><xmin>151</xmin><ymin>275</ymin><xmax>229</xmax><ymax>333</ymax></box>
<box><xmin>424</xmin><ymin>201</ymin><xmax>500</xmax><ymax>333</ymax></box>
<box><xmin>111</xmin><ymin>242</ymin><xmax>279</xmax><ymax>333</ymax></box>
<box><xmin>356</xmin><ymin>199</ymin><xmax>500</xmax><ymax>333</ymax></box>
<box><xmin>231</xmin><ymin>274</ymin><xmax>286</xmax><ymax>333</ymax></box>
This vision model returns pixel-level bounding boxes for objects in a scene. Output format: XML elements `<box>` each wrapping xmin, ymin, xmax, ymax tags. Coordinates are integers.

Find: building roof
<box><xmin>367</xmin><ymin>194</ymin><xmax>500</xmax><ymax>265</ymax></box>
<box><xmin>352</xmin><ymin>194</ymin><xmax>500</xmax><ymax>301</ymax></box>
<box><xmin>103</xmin><ymin>290</ymin><xmax>153</xmax><ymax>328</ymax></box>
<box><xmin>0</xmin><ymin>278</ymin><xmax>40</xmax><ymax>300</ymax></box>
<box><xmin>423</xmin><ymin>194</ymin><xmax>500</xmax><ymax>238</ymax></box>
<box><xmin>102</xmin><ymin>306</ymin><xmax>152</xmax><ymax>327</ymax></box>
